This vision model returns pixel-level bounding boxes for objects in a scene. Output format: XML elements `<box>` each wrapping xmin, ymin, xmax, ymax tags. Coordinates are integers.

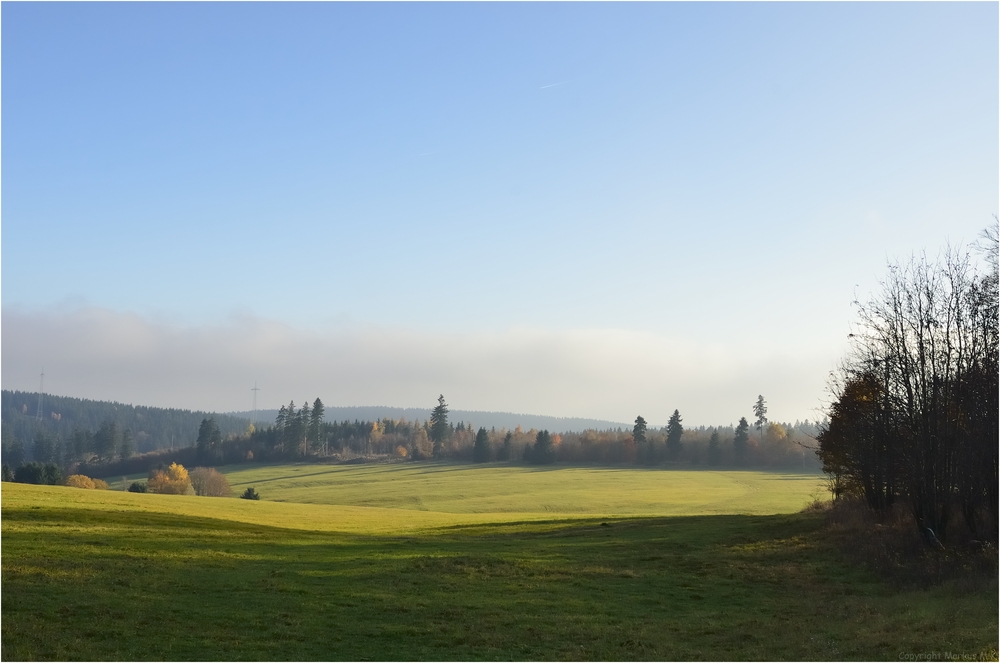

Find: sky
<box><xmin>2</xmin><ymin>2</ymin><xmax>997</xmax><ymax>426</ymax></box>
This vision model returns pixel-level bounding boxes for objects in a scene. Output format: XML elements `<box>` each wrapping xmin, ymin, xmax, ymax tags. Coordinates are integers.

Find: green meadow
<box><xmin>3</xmin><ymin>464</ymin><xmax>997</xmax><ymax>661</ymax></box>
<box><xmin>221</xmin><ymin>462</ymin><xmax>827</xmax><ymax>515</ymax></box>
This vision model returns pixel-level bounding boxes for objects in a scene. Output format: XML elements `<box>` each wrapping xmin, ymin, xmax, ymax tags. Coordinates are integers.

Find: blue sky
<box><xmin>2</xmin><ymin>3</ymin><xmax>997</xmax><ymax>425</ymax></box>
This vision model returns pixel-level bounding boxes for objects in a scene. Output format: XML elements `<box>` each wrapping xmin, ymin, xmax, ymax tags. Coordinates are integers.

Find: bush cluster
<box><xmin>64</xmin><ymin>474</ymin><xmax>108</xmax><ymax>490</ymax></box>
<box><xmin>189</xmin><ymin>467</ymin><xmax>231</xmax><ymax>497</ymax></box>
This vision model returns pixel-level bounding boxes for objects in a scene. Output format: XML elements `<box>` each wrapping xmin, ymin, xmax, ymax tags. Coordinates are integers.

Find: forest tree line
<box><xmin>1</xmin><ymin>385</ymin><xmax>823</xmax><ymax>480</ymax></box>
<box><xmin>5</xmin><ymin>390</ymin><xmax>824</xmax><ymax>480</ymax></box>
<box><xmin>1</xmin><ymin>390</ymin><xmax>248</xmax><ymax>454</ymax></box>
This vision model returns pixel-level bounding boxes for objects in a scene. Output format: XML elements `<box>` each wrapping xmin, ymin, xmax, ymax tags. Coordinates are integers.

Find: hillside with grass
<box><xmin>3</xmin><ymin>465</ymin><xmax>996</xmax><ymax>661</ymax></box>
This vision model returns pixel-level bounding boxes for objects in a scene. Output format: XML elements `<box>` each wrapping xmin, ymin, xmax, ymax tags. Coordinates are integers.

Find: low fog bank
<box><xmin>2</xmin><ymin>306</ymin><xmax>836</xmax><ymax>426</ymax></box>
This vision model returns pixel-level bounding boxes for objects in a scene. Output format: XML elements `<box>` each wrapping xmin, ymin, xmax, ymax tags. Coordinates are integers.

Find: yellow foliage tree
<box><xmin>147</xmin><ymin>462</ymin><xmax>193</xmax><ymax>495</ymax></box>
<box><xmin>765</xmin><ymin>422</ymin><xmax>787</xmax><ymax>443</ymax></box>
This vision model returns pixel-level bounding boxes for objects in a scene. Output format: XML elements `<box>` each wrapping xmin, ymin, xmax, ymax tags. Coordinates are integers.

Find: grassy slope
<box><xmin>3</xmin><ymin>468</ymin><xmax>997</xmax><ymax>661</ymax></box>
<box><xmin>220</xmin><ymin>462</ymin><xmax>828</xmax><ymax>515</ymax></box>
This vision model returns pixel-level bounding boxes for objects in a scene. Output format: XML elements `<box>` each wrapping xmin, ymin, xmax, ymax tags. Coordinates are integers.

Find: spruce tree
<box><xmin>633</xmin><ymin>416</ymin><xmax>647</xmax><ymax>445</ymax></box>
<box><xmin>310</xmin><ymin>398</ymin><xmax>325</xmax><ymax>453</ymax></box>
<box><xmin>429</xmin><ymin>395</ymin><xmax>450</xmax><ymax>455</ymax></box>
<box><xmin>734</xmin><ymin>417</ymin><xmax>750</xmax><ymax>465</ymax></box>
<box><xmin>753</xmin><ymin>395</ymin><xmax>768</xmax><ymax>443</ymax></box>
<box><xmin>473</xmin><ymin>427</ymin><xmax>490</xmax><ymax>463</ymax></box>
<box><xmin>707</xmin><ymin>429</ymin><xmax>721</xmax><ymax>465</ymax></box>
<box><xmin>666</xmin><ymin>410</ymin><xmax>684</xmax><ymax>460</ymax></box>
<box><xmin>281</xmin><ymin>401</ymin><xmax>297</xmax><ymax>450</ymax></box>
<box><xmin>196</xmin><ymin>418</ymin><xmax>221</xmax><ymax>461</ymax></box>
<box><xmin>530</xmin><ymin>430</ymin><xmax>555</xmax><ymax>464</ymax></box>
<box><xmin>500</xmin><ymin>431</ymin><xmax>513</xmax><ymax>461</ymax></box>
<box><xmin>119</xmin><ymin>428</ymin><xmax>134</xmax><ymax>460</ymax></box>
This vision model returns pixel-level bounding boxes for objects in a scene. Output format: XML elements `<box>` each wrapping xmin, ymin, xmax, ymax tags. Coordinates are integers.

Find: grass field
<box><xmin>3</xmin><ymin>464</ymin><xmax>997</xmax><ymax>661</ymax></box>
<box><xmin>221</xmin><ymin>462</ymin><xmax>828</xmax><ymax>515</ymax></box>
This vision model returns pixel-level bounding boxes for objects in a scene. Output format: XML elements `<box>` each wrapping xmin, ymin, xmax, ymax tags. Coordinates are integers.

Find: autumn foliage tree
<box><xmin>147</xmin><ymin>462</ymin><xmax>193</xmax><ymax>495</ymax></box>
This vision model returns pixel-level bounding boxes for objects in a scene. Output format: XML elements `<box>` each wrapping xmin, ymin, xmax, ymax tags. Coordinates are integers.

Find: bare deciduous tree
<box><xmin>820</xmin><ymin>229</ymin><xmax>998</xmax><ymax>544</ymax></box>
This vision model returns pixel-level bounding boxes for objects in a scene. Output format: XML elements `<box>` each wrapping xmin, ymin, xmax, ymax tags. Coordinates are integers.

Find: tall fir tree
<box><xmin>119</xmin><ymin>428</ymin><xmax>134</xmax><ymax>460</ymax></box>
<box><xmin>282</xmin><ymin>401</ymin><xmax>297</xmax><ymax>450</ymax></box>
<box><xmin>752</xmin><ymin>395</ymin><xmax>768</xmax><ymax>443</ymax></box>
<box><xmin>429</xmin><ymin>395</ymin><xmax>450</xmax><ymax>455</ymax></box>
<box><xmin>196</xmin><ymin>418</ymin><xmax>222</xmax><ymax>461</ymax></box>
<box><xmin>666</xmin><ymin>409</ymin><xmax>684</xmax><ymax>460</ymax></box>
<box><xmin>500</xmin><ymin>431</ymin><xmax>513</xmax><ymax>461</ymax></box>
<box><xmin>734</xmin><ymin>417</ymin><xmax>750</xmax><ymax>465</ymax></box>
<box><xmin>633</xmin><ymin>416</ymin><xmax>647</xmax><ymax>444</ymax></box>
<box><xmin>299</xmin><ymin>401</ymin><xmax>311</xmax><ymax>456</ymax></box>
<box><xmin>527</xmin><ymin>430</ymin><xmax>555</xmax><ymax>464</ymax></box>
<box><xmin>310</xmin><ymin>398</ymin><xmax>325</xmax><ymax>453</ymax></box>
<box><xmin>473</xmin><ymin>427</ymin><xmax>491</xmax><ymax>463</ymax></box>
<box><xmin>93</xmin><ymin>419</ymin><xmax>121</xmax><ymax>462</ymax></box>
<box><xmin>707</xmin><ymin>429</ymin><xmax>722</xmax><ymax>465</ymax></box>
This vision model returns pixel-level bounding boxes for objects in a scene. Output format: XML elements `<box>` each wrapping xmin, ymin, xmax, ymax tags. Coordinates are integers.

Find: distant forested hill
<box><xmin>231</xmin><ymin>406</ymin><xmax>631</xmax><ymax>433</ymax></box>
<box><xmin>2</xmin><ymin>390</ymin><xmax>249</xmax><ymax>454</ymax></box>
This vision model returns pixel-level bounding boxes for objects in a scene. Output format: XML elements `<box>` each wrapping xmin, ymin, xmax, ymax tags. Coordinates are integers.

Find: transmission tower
<box><xmin>35</xmin><ymin>369</ymin><xmax>45</xmax><ymax>421</ymax></box>
<box><xmin>251</xmin><ymin>382</ymin><xmax>260</xmax><ymax>426</ymax></box>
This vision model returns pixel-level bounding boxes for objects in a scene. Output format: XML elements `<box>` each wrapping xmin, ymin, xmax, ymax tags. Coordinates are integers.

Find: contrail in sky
<box><xmin>540</xmin><ymin>81</ymin><xmax>568</xmax><ymax>89</ymax></box>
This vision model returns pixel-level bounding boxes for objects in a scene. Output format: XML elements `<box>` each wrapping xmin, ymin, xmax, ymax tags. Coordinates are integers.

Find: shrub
<box><xmin>127</xmin><ymin>481</ymin><xmax>148</xmax><ymax>493</ymax></box>
<box><xmin>147</xmin><ymin>462</ymin><xmax>193</xmax><ymax>495</ymax></box>
<box><xmin>240</xmin><ymin>486</ymin><xmax>260</xmax><ymax>500</ymax></box>
<box><xmin>65</xmin><ymin>474</ymin><xmax>96</xmax><ymax>489</ymax></box>
<box><xmin>190</xmin><ymin>467</ymin><xmax>232</xmax><ymax>497</ymax></box>
<box><xmin>394</xmin><ymin>445</ymin><xmax>408</xmax><ymax>458</ymax></box>
<box><xmin>92</xmin><ymin>478</ymin><xmax>109</xmax><ymax>490</ymax></box>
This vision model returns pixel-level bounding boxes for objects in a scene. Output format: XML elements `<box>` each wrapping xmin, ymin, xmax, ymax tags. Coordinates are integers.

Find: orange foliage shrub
<box><xmin>65</xmin><ymin>474</ymin><xmax>96</xmax><ymax>489</ymax></box>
